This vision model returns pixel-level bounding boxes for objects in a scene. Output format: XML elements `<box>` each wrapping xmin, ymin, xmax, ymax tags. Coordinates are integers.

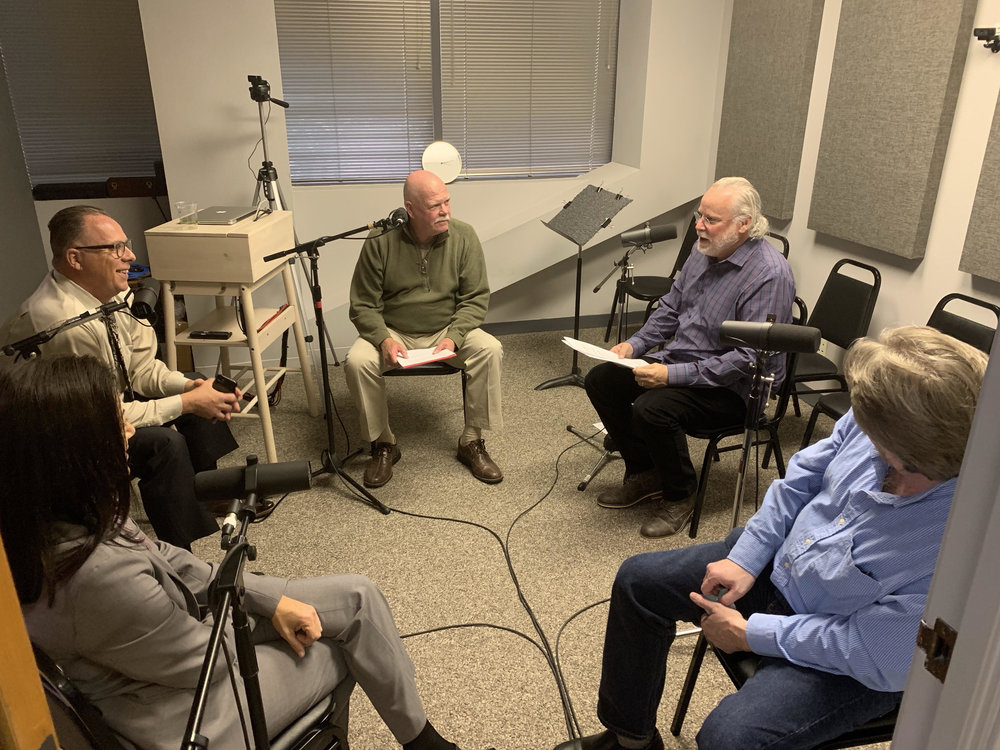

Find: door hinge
<box><xmin>916</xmin><ymin>617</ymin><xmax>957</xmax><ymax>683</ymax></box>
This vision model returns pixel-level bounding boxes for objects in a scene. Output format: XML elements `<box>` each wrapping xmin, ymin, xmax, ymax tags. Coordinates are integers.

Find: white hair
<box><xmin>712</xmin><ymin>176</ymin><xmax>769</xmax><ymax>239</ymax></box>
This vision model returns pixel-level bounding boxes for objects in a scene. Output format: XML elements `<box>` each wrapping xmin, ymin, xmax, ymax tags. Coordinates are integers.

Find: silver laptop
<box><xmin>195</xmin><ymin>206</ymin><xmax>258</xmax><ymax>225</ymax></box>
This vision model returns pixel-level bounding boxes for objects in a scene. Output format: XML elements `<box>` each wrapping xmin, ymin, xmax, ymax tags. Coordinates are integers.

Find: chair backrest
<box><xmin>33</xmin><ymin>644</ymin><xmax>130</xmax><ymax>750</ymax></box>
<box><xmin>765</xmin><ymin>231</ymin><xmax>790</xmax><ymax>258</ymax></box>
<box><xmin>807</xmin><ymin>259</ymin><xmax>881</xmax><ymax>349</ymax></box>
<box><xmin>669</xmin><ymin>214</ymin><xmax>699</xmax><ymax>278</ymax></box>
<box><xmin>927</xmin><ymin>292</ymin><xmax>1000</xmax><ymax>354</ymax></box>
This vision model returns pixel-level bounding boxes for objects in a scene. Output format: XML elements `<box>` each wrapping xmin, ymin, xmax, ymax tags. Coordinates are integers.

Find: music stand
<box><xmin>535</xmin><ymin>185</ymin><xmax>631</xmax><ymax>390</ymax></box>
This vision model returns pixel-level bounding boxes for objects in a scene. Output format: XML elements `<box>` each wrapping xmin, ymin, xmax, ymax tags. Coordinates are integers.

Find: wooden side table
<box><xmin>146</xmin><ymin>210</ymin><xmax>319</xmax><ymax>463</ymax></box>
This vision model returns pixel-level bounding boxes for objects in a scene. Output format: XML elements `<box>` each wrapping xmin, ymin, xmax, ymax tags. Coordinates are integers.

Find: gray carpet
<box><xmin>142</xmin><ymin>327</ymin><xmax>888</xmax><ymax>750</ymax></box>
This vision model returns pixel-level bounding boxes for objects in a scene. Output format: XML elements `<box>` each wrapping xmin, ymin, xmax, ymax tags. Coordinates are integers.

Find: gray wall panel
<box><xmin>808</xmin><ymin>0</ymin><xmax>976</xmax><ymax>258</ymax></box>
<box><xmin>715</xmin><ymin>0</ymin><xmax>823</xmax><ymax>220</ymax></box>
<box><xmin>961</xmin><ymin>91</ymin><xmax>1000</xmax><ymax>283</ymax></box>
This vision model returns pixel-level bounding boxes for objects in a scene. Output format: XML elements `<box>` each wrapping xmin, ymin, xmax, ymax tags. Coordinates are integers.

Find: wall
<box><xmin>135</xmin><ymin>0</ymin><xmax>731</xmax><ymax>362</ymax></box>
<box><xmin>780</xmin><ymin>0</ymin><xmax>1000</xmax><ymax>337</ymax></box>
<box><xmin>0</xmin><ymin>63</ymin><xmax>46</xmax><ymax>323</ymax></box>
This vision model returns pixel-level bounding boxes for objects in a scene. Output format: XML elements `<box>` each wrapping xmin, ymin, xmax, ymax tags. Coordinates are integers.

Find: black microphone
<box><xmin>719</xmin><ymin>321</ymin><xmax>821</xmax><ymax>353</ymax></box>
<box><xmin>621</xmin><ymin>223</ymin><xmax>678</xmax><ymax>247</ymax></box>
<box><xmin>369</xmin><ymin>207</ymin><xmax>409</xmax><ymax>230</ymax></box>
<box><xmin>195</xmin><ymin>460</ymin><xmax>312</xmax><ymax>501</ymax></box>
<box><xmin>130</xmin><ymin>278</ymin><xmax>160</xmax><ymax>321</ymax></box>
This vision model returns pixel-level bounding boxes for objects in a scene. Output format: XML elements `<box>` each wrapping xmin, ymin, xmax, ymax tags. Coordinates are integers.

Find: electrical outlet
<box><xmin>817</xmin><ymin>340</ymin><xmax>828</xmax><ymax>357</ymax></box>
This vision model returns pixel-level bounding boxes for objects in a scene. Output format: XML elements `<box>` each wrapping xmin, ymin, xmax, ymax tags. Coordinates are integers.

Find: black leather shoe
<box><xmin>553</xmin><ymin>728</ymin><xmax>663</xmax><ymax>750</ymax></box>
<box><xmin>597</xmin><ymin>468</ymin><xmax>661</xmax><ymax>509</ymax></box>
<box><xmin>363</xmin><ymin>442</ymin><xmax>400</xmax><ymax>487</ymax></box>
<box><xmin>640</xmin><ymin>496</ymin><xmax>696</xmax><ymax>537</ymax></box>
<box><xmin>457</xmin><ymin>439</ymin><xmax>503</xmax><ymax>483</ymax></box>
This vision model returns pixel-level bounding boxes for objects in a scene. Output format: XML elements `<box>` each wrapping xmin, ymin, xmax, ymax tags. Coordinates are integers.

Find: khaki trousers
<box><xmin>344</xmin><ymin>326</ymin><xmax>503</xmax><ymax>442</ymax></box>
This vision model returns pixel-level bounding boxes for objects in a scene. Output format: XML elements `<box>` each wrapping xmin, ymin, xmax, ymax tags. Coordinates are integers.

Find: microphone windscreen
<box><xmin>130</xmin><ymin>278</ymin><xmax>160</xmax><ymax>321</ymax></box>
<box><xmin>195</xmin><ymin>460</ymin><xmax>312</xmax><ymax>501</ymax></box>
<box><xmin>719</xmin><ymin>321</ymin><xmax>821</xmax><ymax>353</ymax></box>
<box><xmin>390</xmin><ymin>207</ymin><xmax>409</xmax><ymax>227</ymax></box>
<box><xmin>621</xmin><ymin>223</ymin><xmax>678</xmax><ymax>246</ymax></box>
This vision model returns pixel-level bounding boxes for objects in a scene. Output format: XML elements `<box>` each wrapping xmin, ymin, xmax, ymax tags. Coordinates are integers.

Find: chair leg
<box><xmin>800</xmin><ymin>402</ymin><xmax>821</xmax><ymax>451</ymax></box>
<box><xmin>689</xmin><ymin>442</ymin><xmax>716</xmax><ymax>538</ymax></box>
<box><xmin>670</xmin><ymin>632</ymin><xmax>710</xmax><ymax>737</ymax></box>
<box><xmin>792</xmin><ymin>390</ymin><xmax>801</xmax><ymax>417</ymax></box>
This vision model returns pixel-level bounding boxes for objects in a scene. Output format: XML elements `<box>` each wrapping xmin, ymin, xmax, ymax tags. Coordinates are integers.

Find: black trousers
<box><xmin>584</xmin><ymin>362</ymin><xmax>746</xmax><ymax>501</ymax></box>
<box><xmin>127</xmin><ymin>413</ymin><xmax>237</xmax><ymax>549</ymax></box>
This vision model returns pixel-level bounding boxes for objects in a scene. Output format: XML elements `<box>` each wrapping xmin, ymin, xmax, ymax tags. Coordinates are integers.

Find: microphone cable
<box><xmin>331</xmin><ymin>429</ymin><xmax>611</xmax><ymax>740</ymax></box>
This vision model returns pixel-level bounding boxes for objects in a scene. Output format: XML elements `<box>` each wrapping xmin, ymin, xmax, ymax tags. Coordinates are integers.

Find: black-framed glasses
<box><xmin>76</xmin><ymin>239</ymin><xmax>133</xmax><ymax>259</ymax></box>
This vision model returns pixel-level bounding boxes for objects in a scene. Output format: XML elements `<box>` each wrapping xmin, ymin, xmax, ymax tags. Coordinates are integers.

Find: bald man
<box><xmin>346</xmin><ymin>170</ymin><xmax>503</xmax><ymax>488</ymax></box>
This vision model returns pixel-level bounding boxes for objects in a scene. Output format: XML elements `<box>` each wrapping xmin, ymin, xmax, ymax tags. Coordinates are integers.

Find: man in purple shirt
<box><xmin>558</xmin><ymin>326</ymin><xmax>988</xmax><ymax>750</ymax></box>
<box><xmin>585</xmin><ymin>177</ymin><xmax>796</xmax><ymax>537</ymax></box>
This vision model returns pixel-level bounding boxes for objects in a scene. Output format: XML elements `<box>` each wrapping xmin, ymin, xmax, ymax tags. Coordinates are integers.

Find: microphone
<box><xmin>369</xmin><ymin>207</ymin><xmax>409</xmax><ymax>230</ymax></box>
<box><xmin>195</xmin><ymin>460</ymin><xmax>313</xmax><ymax>502</ymax></box>
<box><xmin>621</xmin><ymin>223</ymin><xmax>678</xmax><ymax>247</ymax></box>
<box><xmin>129</xmin><ymin>278</ymin><xmax>160</xmax><ymax>321</ymax></box>
<box><xmin>719</xmin><ymin>321</ymin><xmax>822</xmax><ymax>353</ymax></box>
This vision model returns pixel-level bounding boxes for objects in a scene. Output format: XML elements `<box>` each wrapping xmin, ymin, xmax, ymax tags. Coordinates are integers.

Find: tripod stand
<box><xmin>182</xmin><ymin>463</ymin><xmax>279</xmax><ymax>750</ymax></box>
<box><xmin>248</xmin><ymin>74</ymin><xmax>290</xmax><ymax>214</ymax></box>
<box><xmin>264</xmin><ymin>229</ymin><xmax>391</xmax><ymax>515</ymax></box>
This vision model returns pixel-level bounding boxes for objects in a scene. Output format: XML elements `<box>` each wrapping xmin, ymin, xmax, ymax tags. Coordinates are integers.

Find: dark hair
<box><xmin>0</xmin><ymin>356</ymin><xmax>132</xmax><ymax>604</ymax></box>
<box><xmin>48</xmin><ymin>205</ymin><xmax>109</xmax><ymax>258</ymax></box>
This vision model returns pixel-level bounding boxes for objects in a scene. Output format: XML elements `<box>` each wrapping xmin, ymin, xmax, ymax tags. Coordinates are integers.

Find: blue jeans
<box><xmin>596</xmin><ymin>529</ymin><xmax>902</xmax><ymax>749</ymax></box>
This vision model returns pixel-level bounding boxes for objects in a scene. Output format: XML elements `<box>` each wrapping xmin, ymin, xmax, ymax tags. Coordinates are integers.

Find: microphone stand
<box><xmin>182</xmin><ymin>463</ymin><xmax>273</xmax><ymax>750</ymax></box>
<box><xmin>2</xmin><ymin>299</ymin><xmax>129</xmax><ymax>359</ymax></box>
<box><xmin>264</xmin><ymin>229</ymin><xmax>391</xmax><ymax>514</ymax></box>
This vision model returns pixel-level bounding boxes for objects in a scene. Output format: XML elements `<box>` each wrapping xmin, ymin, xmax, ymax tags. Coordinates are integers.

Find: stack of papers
<box><xmin>562</xmin><ymin>337</ymin><xmax>647</xmax><ymax>369</ymax></box>
<box><xmin>396</xmin><ymin>347</ymin><xmax>458</xmax><ymax>368</ymax></box>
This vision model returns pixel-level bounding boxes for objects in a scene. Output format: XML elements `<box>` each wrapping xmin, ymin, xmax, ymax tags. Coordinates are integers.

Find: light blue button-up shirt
<box><xmin>729</xmin><ymin>410</ymin><xmax>955</xmax><ymax>692</ymax></box>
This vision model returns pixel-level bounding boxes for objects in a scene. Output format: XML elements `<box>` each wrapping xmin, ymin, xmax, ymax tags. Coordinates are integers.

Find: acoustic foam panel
<box><xmin>808</xmin><ymin>0</ymin><xmax>976</xmax><ymax>259</ymax></box>
<box><xmin>715</xmin><ymin>0</ymin><xmax>824</xmax><ymax>221</ymax></box>
<box><xmin>961</xmin><ymin>90</ymin><xmax>1000</xmax><ymax>283</ymax></box>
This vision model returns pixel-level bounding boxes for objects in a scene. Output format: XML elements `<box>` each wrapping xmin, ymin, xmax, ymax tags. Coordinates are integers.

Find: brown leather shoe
<box><xmin>457</xmin><ymin>439</ymin><xmax>503</xmax><ymax>483</ymax></box>
<box><xmin>597</xmin><ymin>468</ymin><xmax>662</xmax><ymax>509</ymax></box>
<box><xmin>640</xmin><ymin>496</ymin><xmax>696</xmax><ymax>537</ymax></box>
<box><xmin>364</xmin><ymin>442</ymin><xmax>401</xmax><ymax>488</ymax></box>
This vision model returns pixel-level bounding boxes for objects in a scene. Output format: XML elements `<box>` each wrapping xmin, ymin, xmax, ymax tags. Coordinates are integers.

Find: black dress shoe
<box><xmin>553</xmin><ymin>729</ymin><xmax>663</xmax><ymax>750</ymax></box>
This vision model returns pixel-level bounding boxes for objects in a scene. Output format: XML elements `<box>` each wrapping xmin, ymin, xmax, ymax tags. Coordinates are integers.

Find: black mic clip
<box><xmin>369</xmin><ymin>207</ymin><xmax>409</xmax><ymax>230</ymax></box>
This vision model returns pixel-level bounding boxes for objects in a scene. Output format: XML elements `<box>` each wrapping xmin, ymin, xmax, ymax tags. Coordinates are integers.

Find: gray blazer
<box><xmin>22</xmin><ymin>522</ymin><xmax>345</xmax><ymax>750</ymax></box>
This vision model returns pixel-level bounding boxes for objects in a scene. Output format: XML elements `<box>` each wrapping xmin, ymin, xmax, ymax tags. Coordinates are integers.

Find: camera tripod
<box><xmin>248</xmin><ymin>74</ymin><xmax>290</xmax><ymax>213</ymax></box>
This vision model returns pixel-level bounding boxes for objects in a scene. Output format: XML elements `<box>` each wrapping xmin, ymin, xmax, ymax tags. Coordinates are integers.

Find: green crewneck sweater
<box><xmin>349</xmin><ymin>218</ymin><xmax>490</xmax><ymax>348</ymax></box>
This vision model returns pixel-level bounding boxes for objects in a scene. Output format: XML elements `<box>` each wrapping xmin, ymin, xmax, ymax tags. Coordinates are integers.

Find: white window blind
<box><xmin>0</xmin><ymin>0</ymin><xmax>161</xmax><ymax>188</ymax></box>
<box><xmin>439</xmin><ymin>0</ymin><xmax>619</xmax><ymax>178</ymax></box>
<box><xmin>274</xmin><ymin>0</ymin><xmax>619</xmax><ymax>184</ymax></box>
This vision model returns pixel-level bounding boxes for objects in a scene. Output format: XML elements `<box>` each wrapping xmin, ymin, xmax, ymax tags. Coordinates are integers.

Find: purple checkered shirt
<box><xmin>625</xmin><ymin>236</ymin><xmax>796</xmax><ymax>402</ymax></box>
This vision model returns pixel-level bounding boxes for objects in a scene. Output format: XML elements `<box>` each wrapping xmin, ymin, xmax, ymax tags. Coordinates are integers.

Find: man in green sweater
<box><xmin>346</xmin><ymin>169</ymin><xmax>503</xmax><ymax>487</ymax></box>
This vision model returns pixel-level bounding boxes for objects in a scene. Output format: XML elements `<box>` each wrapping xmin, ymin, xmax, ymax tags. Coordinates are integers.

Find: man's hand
<box><xmin>271</xmin><ymin>595</ymin><xmax>322</xmax><ymax>658</ymax></box>
<box><xmin>633</xmin><ymin>362</ymin><xmax>669</xmax><ymax>389</ymax></box>
<box><xmin>380</xmin><ymin>337</ymin><xmax>408</xmax><ymax>366</ymax></box>
<box><xmin>433</xmin><ymin>337</ymin><xmax>456</xmax><ymax>354</ymax></box>
<box><xmin>701</xmin><ymin>558</ymin><xmax>756</xmax><ymax>606</ymax></box>
<box><xmin>690</xmin><ymin>592</ymin><xmax>751</xmax><ymax>653</ymax></box>
<box><xmin>610</xmin><ymin>342</ymin><xmax>634</xmax><ymax>359</ymax></box>
<box><xmin>181</xmin><ymin>378</ymin><xmax>241</xmax><ymax>421</ymax></box>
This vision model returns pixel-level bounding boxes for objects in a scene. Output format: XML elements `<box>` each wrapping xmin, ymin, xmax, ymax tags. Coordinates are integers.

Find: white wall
<box><xmin>136</xmin><ymin>0</ymin><xmax>732</xmax><ymax>361</ymax></box>
<box><xmin>779</xmin><ymin>0</ymin><xmax>1000</xmax><ymax>336</ymax></box>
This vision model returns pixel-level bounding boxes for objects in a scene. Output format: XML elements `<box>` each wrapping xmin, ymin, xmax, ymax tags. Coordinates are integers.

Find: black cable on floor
<box><xmin>330</xmin><ymin>433</ymin><xmax>601</xmax><ymax>740</ymax></box>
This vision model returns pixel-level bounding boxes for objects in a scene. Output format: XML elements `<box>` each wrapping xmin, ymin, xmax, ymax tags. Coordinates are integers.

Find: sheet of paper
<box><xmin>562</xmin><ymin>337</ymin><xmax>647</xmax><ymax>369</ymax></box>
<box><xmin>396</xmin><ymin>347</ymin><xmax>458</xmax><ymax>368</ymax></box>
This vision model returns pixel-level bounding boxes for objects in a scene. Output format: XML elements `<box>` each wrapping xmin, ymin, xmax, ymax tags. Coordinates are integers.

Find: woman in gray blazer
<box><xmin>0</xmin><ymin>355</ymin><xmax>470</xmax><ymax>750</ymax></box>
